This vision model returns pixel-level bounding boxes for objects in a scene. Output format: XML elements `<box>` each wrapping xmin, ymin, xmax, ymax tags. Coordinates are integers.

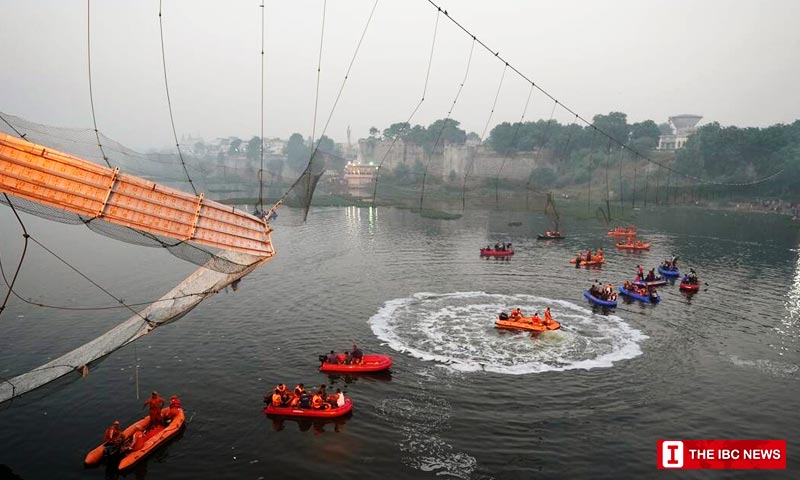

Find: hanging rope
<box><xmin>268</xmin><ymin>0</ymin><xmax>379</xmax><ymax>220</ymax></box>
<box><xmin>0</xmin><ymin>194</ymin><xmax>29</xmax><ymax>319</ymax></box>
<box><xmin>585</xmin><ymin>128</ymin><xmax>598</xmax><ymax>213</ymax></box>
<box><xmin>524</xmin><ymin>99</ymin><xmax>559</xmax><ymax>208</ymax></box>
<box><xmin>418</xmin><ymin>37</ymin><xmax>475</xmax><ymax>211</ymax></box>
<box><xmin>371</xmin><ymin>7</ymin><xmax>440</xmax><ymax>205</ymax></box>
<box><xmin>461</xmin><ymin>63</ymin><xmax>507</xmax><ymax>211</ymax></box>
<box><xmin>158</xmin><ymin>0</ymin><xmax>197</xmax><ymax>195</ymax></box>
<box><xmin>494</xmin><ymin>83</ymin><xmax>534</xmax><ymax>206</ymax></box>
<box><xmin>86</xmin><ymin>0</ymin><xmax>111</xmax><ymax>169</ymax></box>
<box><xmin>423</xmin><ymin>0</ymin><xmax>782</xmax><ymax>188</ymax></box>
<box><xmin>258</xmin><ymin>1</ymin><xmax>266</xmax><ymax>211</ymax></box>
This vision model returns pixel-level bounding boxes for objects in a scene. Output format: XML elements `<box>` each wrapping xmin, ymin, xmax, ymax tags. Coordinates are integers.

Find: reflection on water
<box><xmin>267</xmin><ymin>414</ymin><xmax>351</xmax><ymax>435</ymax></box>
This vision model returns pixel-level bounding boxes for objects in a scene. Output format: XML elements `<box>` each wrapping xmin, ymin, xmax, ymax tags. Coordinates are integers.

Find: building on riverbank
<box><xmin>657</xmin><ymin>114</ymin><xmax>702</xmax><ymax>150</ymax></box>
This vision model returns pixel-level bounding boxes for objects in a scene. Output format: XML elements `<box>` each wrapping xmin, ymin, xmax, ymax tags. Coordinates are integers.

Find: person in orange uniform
<box><xmin>311</xmin><ymin>392</ymin><xmax>325</xmax><ymax>410</ymax></box>
<box><xmin>143</xmin><ymin>391</ymin><xmax>165</xmax><ymax>427</ymax></box>
<box><xmin>165</xmin><ymin>395</ymin><xmax>182</xmax><ymax>424</ymax></box>
<box><xmin>510</xmin><ymin>308</ymin><xmax>523</xmax><ymax>320</ymax></box>
<box><xmin>530</xmin><ymin>312</ymin><xmax>542</xmax><ymax>324</ymax></box>
<box><xmin>103</xmin><ymin>420</ymin><xmax>126</xmax><ymax>454</ymax></box>
<box><xmin>543</xmin><ymin>307</ymin><xmax>553</xmax><ymax>323</ymax></box>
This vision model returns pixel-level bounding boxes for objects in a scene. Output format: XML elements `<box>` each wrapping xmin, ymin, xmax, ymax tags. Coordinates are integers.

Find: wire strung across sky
<box><xmin>371</xmin><ymin>7</ymin><xmax>441</xmax><ymax>205</ymax></box>
<box><xmin>423</xmin><ymin>0</ymin><xmax>782</xmax><ymax>188</ymax></box>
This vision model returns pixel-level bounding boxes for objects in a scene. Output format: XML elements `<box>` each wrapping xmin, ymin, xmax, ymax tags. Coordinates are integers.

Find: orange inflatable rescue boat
<box><xmin>495</xmin><ymin>316</ymin><xmax>561</xmax><ymax>333</ymax></box>
<box><xmin>569</xmin><ymin>257</ymin><xmax>605</xmax><ymax>266</ymax></box>
<box><xmin>85</xmin><ymin>405</ymin><xmax>185</xmax><ymax>470</ymax></box>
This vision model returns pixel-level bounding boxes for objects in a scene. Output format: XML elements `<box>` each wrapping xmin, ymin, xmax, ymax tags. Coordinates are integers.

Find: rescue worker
<box><xmin>143</xmin><ymin>391</ymin><xmax>165</xmax><ymax>427</ymax></box>
<box><xmin>530</xmin><ymin>312</ymin><xmax>542</xmax><ymax>324</ymax></box>
<box><xmin>326</xmin><ymin>350</ymin><xmax>338</xmax><ymax>364</ymax></box>
<box><xmin>544</xmin><ymin>307</ymin><xmax>553</xmax><ymax>323</ymax></box>
<box><xmin>311</xmin><ymin>392</ymin><xmax>325</xmax><ymax>410</ymax></box>
<box><xmin>165</xmin><ymin>395</ymin><xmax>182</xmax><ymax>424</ymax></box>
<box><xmin>103</xmin><ymin>420</ymin><xmax>126</xmax><ymax>455</ymax></box>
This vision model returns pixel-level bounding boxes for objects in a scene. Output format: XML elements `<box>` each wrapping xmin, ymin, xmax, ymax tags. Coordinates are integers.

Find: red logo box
<box><xmin>658</xmin><ymin>440</ymin><xmax>786</xmax><ymax>469</ymax></box>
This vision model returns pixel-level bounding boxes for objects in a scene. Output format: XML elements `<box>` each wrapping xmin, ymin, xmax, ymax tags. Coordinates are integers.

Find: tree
<box><xmin>466</xmin><ymin>132</ymin><xmax>481</xmax><ymax>143</ymax></box>
<box><xmin>286</xmin><ymin>133</ymin><xmax>309</xmax><ymax>171</ymax></box>
<box><xmin>316</xmin><ymin>135</ymin><xmax>345</xmax><ymax>171</ymax></box>
<box><xmin>228</xmin><ymin>137</ymin><xmax>242</xmax><ymax>155</ymax></box>
<box><xmin>658</xmin><ymin>123</ymin><xmax>673</xmax><ymax>136</ymax></box>
<box><xmin>266</xmin><ymin>157</ymin><xmax>284</xmax><ymax>183</ymax></box>
<box><xmin>592</xmin><ymin>112</ymin><xmax>629</xmax><ymax>145</ymax></box>
<box><xmin>383</xmin><ymin>122</ymin><xmax>410</xmax><ymax>140</ymax></box>
<box><xmin>426</xmin><ymin>118</ymin><xmax>466</xmax><ymax>152</ymax></box>
<box><xmin>369</xmin><ymin>126</ymin><xmax>380</xmax><ymax>138</ymax></box>
<box><xmin>246</xmin><ymin>136</ymin><xmax>261</xmax><ymax>162</ymax></box>
<box><xmin>630</xmin><ymin>120</ymin><xmax>660</xmax><ymax>141</ymax></box>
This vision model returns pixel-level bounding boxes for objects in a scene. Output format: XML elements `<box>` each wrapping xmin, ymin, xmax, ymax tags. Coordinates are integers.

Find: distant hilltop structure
<box><xmin>657</xmin><ymin>114</ymin><xmax>702</xmax><ymax>150</ymax></box>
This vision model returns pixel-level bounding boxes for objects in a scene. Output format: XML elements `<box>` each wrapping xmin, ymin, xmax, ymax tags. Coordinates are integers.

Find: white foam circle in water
<box><xmin>370</xmin><ymin>291</ymin><xmax>646</xmax><ymax>374</ymax></box>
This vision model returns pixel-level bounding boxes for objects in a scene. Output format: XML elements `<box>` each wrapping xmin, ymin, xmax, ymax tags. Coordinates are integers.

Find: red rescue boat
<box><xmin>264</xmin><ymin>398</ymin><xmax>353</xmax><ymax>418</ymax></box>
<box><xmin>319</xmin><ymin>354</ymin><xmax>392</xmax><ymax>373</ymax></box>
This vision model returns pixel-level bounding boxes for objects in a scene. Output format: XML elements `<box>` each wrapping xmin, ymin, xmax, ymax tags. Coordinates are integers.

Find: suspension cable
<box><xmin>258</xmin><ymin>1</ymin><xmax>266</xmax><ymax>211</ymax></box>
<box><xmin>86</xmin><ymin>0</ymin><xmax>111</xmax><ymax>168</ymax></box>
<box><xmin>158</xmin><ymin>0</ymin><xmax>197</xmax><ymax>195</ymax></box>
<box><xmin>418</xmin><ymin>37</ymin><xmax>475</xmax><ymax>211</ymax></box>
<box><xmin>494</xmin><ymin>82</ymin><xmax>534</xmax><ymax>206</ymax></box>
<box><xmin>0</xmin><ymin>194</ymin><xmax>28</xmax><ymax>319</ymax></box>
<box><xmin>461</xmin><ymin>63</ymin><xmax>507</xmax><ymax>210</ymax></box>
<box><xmin>270</xmin><ymin>0</ymin><xmax>380</xmax><ymax>219</ymax></box>
<box><xmin>371</xmin><ymin>7</ymin><xmax>440</xmax><ymax>205</ymax></box>
<box><xmin>423</xmin><ymin>0</ymin><xmax>782</xmax><ymax>188</ymax></box>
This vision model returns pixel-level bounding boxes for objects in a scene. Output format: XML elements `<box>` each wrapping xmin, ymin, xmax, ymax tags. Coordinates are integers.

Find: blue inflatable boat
<box><xmin>618</xmin><ymin>285</ymin><xmax>661</xmax><ymax>303</ymax></box>
<box><xmin>583</xmin><ymin>290</ymin><xmax>617</xmax><ymax>308</ymax></box>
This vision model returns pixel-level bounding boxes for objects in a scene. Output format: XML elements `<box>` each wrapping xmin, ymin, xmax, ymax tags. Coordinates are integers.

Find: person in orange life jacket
<box><xmin>351</xmin><ymin>344</ymin><xmax>363</xmax><ymax>364</ymax></box>
<box><xmin>143</xmin><ymin>391</ymin><xmax>165</xmax><ymax>427</ymax></box>
<box><xmin>289</xmin><ymin>384</ymin><xmax>304</xmax><ymax>407</ymax></box>
<box><xmin>543</xmin><ymin>307</ymin><xmax>553</xmax><ymax>324</ymax></box>
<box><xmin>637</xmin><ymin>265</ymin><xmax>644</xmax><ymax>277</ymax></box>
<box><xmin>103</xmin><ymin>420</ymin><xmax>126</xmax><ymax>455</ymax></box>
<box><xmin>596</xmin><ymin>248</ymin><xmax>603</xmax><ymax>258</ymax></box>
<box><xmin>275</xmin><ymin>384</ymin><xmax>290</xmax><ymax>406</ymax></box>
<box><xmin>271</xmin><ymin>389</ymin><xmax>282</xmax><ymax>407</ymax></box>
<box><xmin>164</xmin><ymin>395</ymin><xmax>182</xmax><ymax>424</ymax></box>
<box><xmin>311</xmin><ymin>392</ymin><xmax>325</xmax><ymax>409</ymax></box>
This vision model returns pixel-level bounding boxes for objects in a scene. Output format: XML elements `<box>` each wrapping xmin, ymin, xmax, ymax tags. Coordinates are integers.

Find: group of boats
<box><xmin>581</xmin><ymin>226</ymin><xmax>701</xmax><ymax>308</ymax></box>
<box><xmin>86</xmin><ymin>350</ymin><xmax>393</xmax><ymax>471</ymax></box>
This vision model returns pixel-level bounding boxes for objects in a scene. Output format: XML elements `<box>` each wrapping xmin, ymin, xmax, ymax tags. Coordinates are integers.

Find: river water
<box><xmin>0</xmin><ymin>205</ymin><xmax>798</xmax><ymax>479</ymax></box>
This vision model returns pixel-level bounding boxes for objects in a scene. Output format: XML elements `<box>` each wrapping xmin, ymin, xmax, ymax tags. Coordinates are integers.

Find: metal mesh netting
<box><xmin>0</xmin><ymin>249</ymin><xmax>266</xmax><ymax>404</ymax></box>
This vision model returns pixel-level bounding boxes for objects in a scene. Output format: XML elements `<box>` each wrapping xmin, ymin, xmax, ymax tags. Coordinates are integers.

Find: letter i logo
<box><xmin>662</xmin><ymin>441</ymin><xmax>684</xmax><ymax>468</ymax></box>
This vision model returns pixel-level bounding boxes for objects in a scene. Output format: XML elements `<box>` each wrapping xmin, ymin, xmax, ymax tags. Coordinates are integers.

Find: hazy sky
<box><xmin>1</xmin><ymin>0</ymin><xmax>798</xmax><ymax>150</ymax></box>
